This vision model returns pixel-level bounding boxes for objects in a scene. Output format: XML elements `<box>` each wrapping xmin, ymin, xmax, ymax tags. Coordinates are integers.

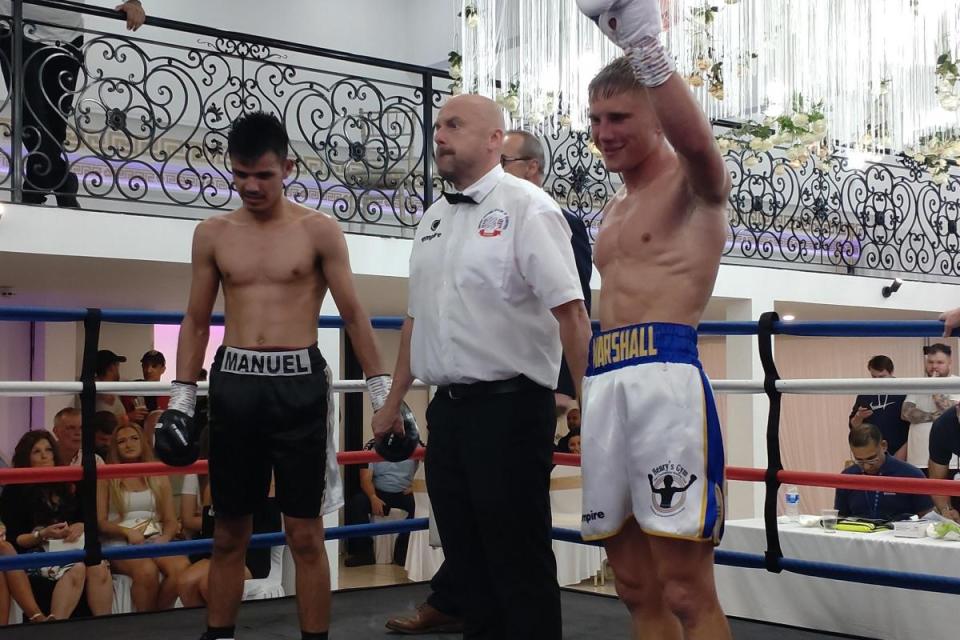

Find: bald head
<box><xmin>434</xmin><ymin>94</ymin><xmax>506</xmax><ymax>190</ymax></box>
<box><xmin>444</xmin><ymin>94</ymin><xmax>505</xmax><ymax>130</ymax></box>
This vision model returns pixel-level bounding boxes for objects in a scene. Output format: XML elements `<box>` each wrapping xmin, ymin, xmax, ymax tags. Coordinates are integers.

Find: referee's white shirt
<box><xmin>408</xmin><ymin>165</ymin><xmax>584</xmax><ymax>389</ymax></box>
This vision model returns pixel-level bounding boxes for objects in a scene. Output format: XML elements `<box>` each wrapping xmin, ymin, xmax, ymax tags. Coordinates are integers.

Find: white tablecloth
<box><xmin>716</xmin><ymin>518</ymin><xmax>960</xmax><ymax>640</ymax></box>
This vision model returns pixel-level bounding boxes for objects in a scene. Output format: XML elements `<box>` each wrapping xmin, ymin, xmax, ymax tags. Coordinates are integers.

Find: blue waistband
<box><xmin>587</xmin><ymin>323</ymin><xmax>700</xmax><ymax>376</ymax></box>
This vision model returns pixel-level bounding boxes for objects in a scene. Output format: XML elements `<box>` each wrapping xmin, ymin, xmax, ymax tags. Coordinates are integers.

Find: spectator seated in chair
<box><xmin>0</xmin><ymin>431</ymin><xmax>112</xmax><ymax>620</ymax></box>
<box><xmin>96</xmin><ymin>424</ymin><xmax>188</xmax><ymax>612</ymax></box>
<box><xmin>344</xmin><ymin>439</ymin><xmax>419</xmax><ymax>567</ymax></box>
<box><xmin>90</xmin><ymin>411</ymin><xmax>119</xmax><ymax>462</ymax></box>
<box><xmin>0</xmin><ymin>522</ymin><xmax>48</xmax><ymax>624</ymax></box>
<box><xmin>834</xmin><ymin>423</ymin><xmax>934</xmax><ymax>520</ymax></box>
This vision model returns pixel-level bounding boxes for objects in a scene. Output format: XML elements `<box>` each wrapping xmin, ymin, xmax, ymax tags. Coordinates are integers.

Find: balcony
<box><xmin>1</xmin><ymin>1</ymin><xmax>958</xmax><ymax>281</ymax></box>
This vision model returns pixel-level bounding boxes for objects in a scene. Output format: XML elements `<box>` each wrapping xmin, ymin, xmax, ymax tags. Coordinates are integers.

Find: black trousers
<box><xmin>0</xmin><ymin>31</ymin><xmax>82</xmax><ymax>196</ymax></box>
<box><xmin>427</xmin><ymin>559</ymin><xmax>461</xmax><ymax>617</ymax></box>
<box><xmin>426</xmin><ymin>386</ymin><xmax>561</xmax><ymax>640</ymax></box>
<box><xmin>345</xmin><ymin>489</ymin><xmax>415</xmax><ymax>565</ymax></box>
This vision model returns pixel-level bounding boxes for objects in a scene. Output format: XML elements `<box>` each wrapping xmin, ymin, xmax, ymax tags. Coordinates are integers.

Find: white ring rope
<box><xmin>0</xmin><ymin>380</ymin><xmax>429</xmax><ymax>397</ymax></box>
<box><xmin>2</xmin><ymin>377</ymin><xmax>960</xmax><ymax>397</ymax></box>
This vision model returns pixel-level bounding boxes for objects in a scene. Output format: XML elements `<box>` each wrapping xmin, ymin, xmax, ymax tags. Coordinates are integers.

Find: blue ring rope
<box><xmin>0</xmin><ymin>518</ymin><xmax>428</xmax><ymax>571</ymax></box>
<box><xmin>6</xmin><ymin>522</ymin><xmax>959</xmax><ymax>596</ymax></box>
<box><xmin>0</xmin><ymin>306</ymin><xmax>955</xmax><ymax>338</ymax></box>
<box><xmin>552</xmin><ymin>527</ymin><xmax>960</xmax><ymax>596</ymax></box>
<box><xmin>0</xmin><ymin>307</ymin><xmax>409</xmax><ymax>329</ymax></box>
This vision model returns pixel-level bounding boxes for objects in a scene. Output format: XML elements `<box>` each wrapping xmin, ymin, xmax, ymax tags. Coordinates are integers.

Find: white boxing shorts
<box><xmin>581</xmin><ymin>323</ymin><xmax>725</xmax><ymax>544</ymax></box>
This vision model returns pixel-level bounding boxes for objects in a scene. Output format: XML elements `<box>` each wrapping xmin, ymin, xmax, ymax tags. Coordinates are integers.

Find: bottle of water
<box><xmin>783</xmin><ymin>485</ymin><xmax>800</xmax><ymax>522</ymax></box>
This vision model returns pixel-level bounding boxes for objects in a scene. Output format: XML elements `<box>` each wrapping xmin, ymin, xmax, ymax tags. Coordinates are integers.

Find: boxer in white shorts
<box><xmin>577</xmin><ymin>0</ymin><xmax>733</xmax><ymax>637</ymax></box>
<box><xmin>580</xmin><ymin>323</ymin><xmax>724</xmax><ymax>543</ymax></box>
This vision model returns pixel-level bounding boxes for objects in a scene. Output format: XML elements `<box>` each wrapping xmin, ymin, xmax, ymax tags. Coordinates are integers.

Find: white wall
<box><xmin>80</xmin><ymin>0</ymin><xmax>456</xmax><ymax>69</ymax></box>
<box><xmin>0</xmin><ymin>321</ymin><xmax>32</xmax><ymax>462</ymax></box>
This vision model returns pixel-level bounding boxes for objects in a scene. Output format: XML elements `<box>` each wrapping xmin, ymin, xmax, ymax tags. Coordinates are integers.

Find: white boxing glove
<box><xmin>577</xmin><ymin>0</ymin><xmax>675</xmax><ymax>87</ymax></box>
<box><xmin>576</xmin><ymin>0</ymin><xmax>621</xmax><ymax>21</ymax></box>
<box><xmin>366</xmin><ymin>374</ymin><xmax>392</xmax><ymax>412</ymax></box>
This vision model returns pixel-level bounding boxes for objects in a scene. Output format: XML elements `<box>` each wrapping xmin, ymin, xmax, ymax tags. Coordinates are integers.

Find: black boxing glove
<box><xmin>375</xmin><ymin>401</ymin><xmax>420</xmax><ymax>463</ymax></box>
<box><xmin>155</xmin><ymin>381</ymin><xmax>199</xmax><ymax>467</ymax></box>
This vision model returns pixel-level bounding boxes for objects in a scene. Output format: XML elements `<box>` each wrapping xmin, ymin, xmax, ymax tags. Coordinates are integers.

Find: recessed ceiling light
<box><xmin>782</xmin><ymin>314</ymin><xmax>796</xmax><ymax>321</ymax></box>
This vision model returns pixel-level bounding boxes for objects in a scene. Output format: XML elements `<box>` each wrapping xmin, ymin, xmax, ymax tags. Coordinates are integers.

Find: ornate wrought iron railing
<box><xmin>2</xmin><ymin>1</ymin><xmax>959</xmax><ymax>280</ymax></box>
<box><xmin>0</xmin><ymin>0</ymin><xmax>450</xmax><ymax>234</ymax></box>
<box><xmin>539</xmin><ymin>123</ymin><xmax>960</xmax><ymax>282</ymax></box>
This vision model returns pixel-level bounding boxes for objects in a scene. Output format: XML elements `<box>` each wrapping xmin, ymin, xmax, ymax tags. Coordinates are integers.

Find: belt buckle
<box><xmin>446</xmin><ymin>385</ymin><xmax>462</xmax><ymax>400</ymax></box>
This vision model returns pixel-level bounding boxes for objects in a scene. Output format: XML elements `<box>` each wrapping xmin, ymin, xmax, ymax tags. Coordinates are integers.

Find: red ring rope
<box><xmin>725</xmin><ymin>466</ymin><xmax>960</xmax><ymax>496</ymax></box>
<box><xmin>0</xmin><ymin>447</ymin><xmax>427</xmax><ymax>485</ymax></box>
<box><xmin>3</xmin><ymin>453</ymin><xmax>959</xmax><ymax>498</ymax></box>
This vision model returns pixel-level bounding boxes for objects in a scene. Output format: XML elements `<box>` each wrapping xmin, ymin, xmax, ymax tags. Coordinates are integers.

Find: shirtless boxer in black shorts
<box><xmin>158</xmin><ymin>112</ymin><xmax>390</xmax><ymax>640</ymax></box>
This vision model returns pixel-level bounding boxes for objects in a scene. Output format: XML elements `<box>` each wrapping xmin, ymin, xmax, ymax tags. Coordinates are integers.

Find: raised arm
<box><xmin>579</xmin><ymin>0</ymin><xmax>730</xmax><ymax>204</ymax></box>
<box><xmin>646</xmin><ymin>76</ymin><xmax>730</xmax><ymax>204</ymax></box>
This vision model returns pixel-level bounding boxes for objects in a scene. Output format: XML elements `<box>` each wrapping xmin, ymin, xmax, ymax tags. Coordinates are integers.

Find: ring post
<box><xmin>79</xmin><ymin>308</ymin><xmax>104</xmax><ymax>566</ymax></box>
<box><xmin>758</xmin><ymin>311</ymin><xmax>783</xmax><ymax>573</ymax></box>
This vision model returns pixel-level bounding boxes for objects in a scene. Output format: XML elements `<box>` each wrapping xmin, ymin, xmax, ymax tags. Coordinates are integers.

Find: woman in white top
<box><xmin>96</xmin><ymin>424</ymin><xmax>188</xmax><ymax>611</ymax></box>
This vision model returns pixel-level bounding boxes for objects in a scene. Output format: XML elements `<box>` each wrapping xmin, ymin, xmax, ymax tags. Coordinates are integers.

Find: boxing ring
<box><xmin>2</xmin><ymin>306</ymin><xmax>960</xmax><ymax>639</ymax></box>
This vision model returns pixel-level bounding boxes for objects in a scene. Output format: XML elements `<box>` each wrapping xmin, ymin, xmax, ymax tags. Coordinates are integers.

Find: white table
<box><xmin>716</xmin><ymin>518</ymin><xmax>960</xmax><ymax>640</ymax></box>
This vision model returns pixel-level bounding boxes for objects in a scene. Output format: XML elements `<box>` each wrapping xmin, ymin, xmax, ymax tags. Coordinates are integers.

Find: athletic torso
<box><xmin>210</xmin><ymin>203</ymin><xmax>329</xmax><ymax>348</ymax></box>
<box><xmin>594</xmin><ymin>160</ymin><xmax>726</xmax><ymax>330</ymax></box>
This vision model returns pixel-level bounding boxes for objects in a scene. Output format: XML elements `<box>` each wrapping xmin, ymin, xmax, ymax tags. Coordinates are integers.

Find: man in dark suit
<box><xmin>501</xmin><ymin>129</ymin><xmax>593</xmax><ymax>404</ymax></box>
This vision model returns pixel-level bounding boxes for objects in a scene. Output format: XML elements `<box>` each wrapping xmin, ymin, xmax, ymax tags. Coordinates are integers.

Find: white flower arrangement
<box><xmin>495</xmin><ymin>81</ymin><xmax>521</xmax><ymax>116</ymax></box>
<box><xmin>717</xmin><ymin>99</ymin><xmax>830</xmax><ymax>169</ymax></box>
<box><xmin>448</xmin><ymin>51</ymin><xmax>462</xmax><ymax>95</ymax></box>
<box><xmin>464</xmin><ymin>5</ymin><xmax>479</xmax><ymax>29</ymax></box>
<box><xmin>936</xmin><ymin>53</ymin><xmax>959</xmax><ymax>111</ymax></box>
<box><xmin>686</xmin><ymin>55</ymin><xmax>724</xmax><ymax>100</ymax></box>
<box><xmin>905</xmin><ymin>133</ymin><xmax>960</xmax><ymax>185</ymax></box>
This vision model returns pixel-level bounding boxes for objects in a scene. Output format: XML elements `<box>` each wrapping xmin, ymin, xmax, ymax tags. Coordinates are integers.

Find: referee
<box><xmin>374</xmin><ymin>94</ymin><xmax>591</xmax><ymax>639</ymax></box>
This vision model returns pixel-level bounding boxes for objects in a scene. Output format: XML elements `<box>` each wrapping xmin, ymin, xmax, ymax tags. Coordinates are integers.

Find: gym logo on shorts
<box><xmin>220</xmin><ymin>347</ymin><xmax>312</xmax><ymax>377</ymax></box>
<box><xmin>478</xmin><ymin>209</ymin><xmax>509</xmax><ymax>238</ymax></box>
<box><xmin>649</xmin><ymin>461</ymin><xmax>698</xmax><ymax>517</ymax></box>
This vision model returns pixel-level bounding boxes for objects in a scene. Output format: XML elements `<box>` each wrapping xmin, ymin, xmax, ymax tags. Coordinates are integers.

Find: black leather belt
<box><xmin>437</xmin><ymin>375</ymin><xmax>544</xmax><ymax>400</ymax></box>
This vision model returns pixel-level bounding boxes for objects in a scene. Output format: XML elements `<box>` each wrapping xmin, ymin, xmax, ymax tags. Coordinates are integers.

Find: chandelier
<box><xmin>455</xmin><ymin>0</ymin><xmax>960</xmax><ymax>158</ymax></box>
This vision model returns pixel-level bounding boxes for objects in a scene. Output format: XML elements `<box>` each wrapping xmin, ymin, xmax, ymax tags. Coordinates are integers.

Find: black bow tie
<box><xmin>444</xmin><ymin>192</ymin><xmax>477</xmax><ymax>205</ymax></box>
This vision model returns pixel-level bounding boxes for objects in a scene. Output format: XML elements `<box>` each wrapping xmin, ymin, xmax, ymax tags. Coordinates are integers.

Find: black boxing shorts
<box><xmin>208</xmin><ymin>344</ymin><xmax>329</xmax><ymax>518</ymax></box>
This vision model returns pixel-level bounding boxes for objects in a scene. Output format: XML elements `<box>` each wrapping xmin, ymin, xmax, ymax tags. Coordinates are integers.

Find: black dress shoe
<box><xmin>55</xmin><ymin>172</ymin><xmax>81</xmax><ymax>208</ymax></box>
<box><xmin>20</xmin><ymin>189</ymin><xmax>46</xmax><ymax>204</ymax></box>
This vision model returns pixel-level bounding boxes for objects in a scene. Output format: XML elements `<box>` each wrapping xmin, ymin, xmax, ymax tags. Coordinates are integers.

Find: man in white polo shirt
<box><xmin>902</xmin><ymin>343</ymin><xmax>958</xmax><ymax>474</ymax></box>
<box><xmin>52</xmin><ymin>406</ymin><xmax>105</xmax><ymax>466</ymax></box>
<box><xmin>373</xmin><ymin>94</ymin><xmax>592</xmax><ymax>639</ymax></box>
<box><xmin>0</xmin><ymin>0</ymin><xmax>145</xmax><ymax>205</ymax></box>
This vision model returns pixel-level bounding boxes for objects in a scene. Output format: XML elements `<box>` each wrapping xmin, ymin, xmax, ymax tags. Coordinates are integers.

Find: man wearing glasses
<box><xmin>501</xmin><ymin>130</ymin><xmax>594</xmax><ymax>409</ymax></box>
<box><xmin>902</xmin><ymin>344</ymin><xmax>958</xmax><ymax>475</ymax></box>
<box><xmin>834</xmin><ymin>423</ymin><xmax>933</xmax><ymax>520</ymax></box>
